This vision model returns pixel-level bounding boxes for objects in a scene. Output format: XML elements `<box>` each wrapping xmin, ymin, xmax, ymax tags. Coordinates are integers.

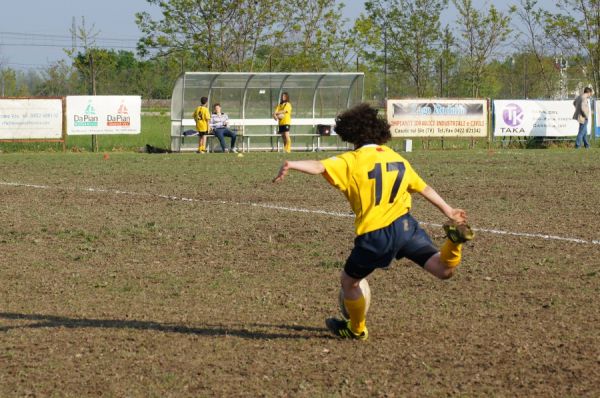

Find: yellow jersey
<box><xmin>193</xmin><ymin>105</ymin><xmax>211</xmax><ymax>132</ymax></box>
<box><xmin>320</xmin><ymin>145</ymin><xmax>427</xmax><ymax>235</ymax></box>
<box><xmin>274</xmin><ymin>102</ymin><xmax>292</xmax><ymax>125</ymax></box>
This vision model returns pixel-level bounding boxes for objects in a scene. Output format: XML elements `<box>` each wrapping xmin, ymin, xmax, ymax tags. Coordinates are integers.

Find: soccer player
<box><xmin>273</xmin><ymin>103</ymin><xmax>474</xmax><ymax>340</ymax></box>
<box><xmin>273</xmin><ymin>92</ymin><xmax>292</xmax><ymax>153</ymax></box>
<box><xmin>193</xmin><ymin>96</ymin><xmax>211</xmax><ymax>153</ymax></box>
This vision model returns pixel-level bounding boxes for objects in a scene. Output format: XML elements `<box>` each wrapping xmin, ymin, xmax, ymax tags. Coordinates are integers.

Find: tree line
<box><xmin>1</xmin><ymin>0</ymin><xmax>598</xmax><ymax>102</ymax></box>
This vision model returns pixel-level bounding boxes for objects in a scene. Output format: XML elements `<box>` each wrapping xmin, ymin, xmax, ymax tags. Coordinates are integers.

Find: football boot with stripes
<box><xmin>325</xmin><ymin>317</ymin><xmax>368</xmax><ymax>340</ymax></box>
<box><xmin>443</xmin><ymin>221</ymin><xmax>474</xmax><ymax>244</ymax></box>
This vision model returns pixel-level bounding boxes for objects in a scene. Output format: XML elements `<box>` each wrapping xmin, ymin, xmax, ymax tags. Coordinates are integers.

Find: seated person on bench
<box><xmin>209</xmin><ymin>103</ymin><xmax>238</xmax><ymax>153</ymax></box>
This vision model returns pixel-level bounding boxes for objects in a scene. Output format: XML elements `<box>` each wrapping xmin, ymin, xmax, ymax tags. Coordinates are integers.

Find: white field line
<box><xmin>2</xmin><ymin>181</ymin><xmax>599</xmax><ymax>246</ymax></box>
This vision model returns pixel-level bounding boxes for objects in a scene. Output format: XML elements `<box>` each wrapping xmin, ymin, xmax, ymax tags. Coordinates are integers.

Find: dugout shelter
<box><xmin>170</xmin><ymin>72</ymin><xmax>364</xmax><ymax>152</ymax></box>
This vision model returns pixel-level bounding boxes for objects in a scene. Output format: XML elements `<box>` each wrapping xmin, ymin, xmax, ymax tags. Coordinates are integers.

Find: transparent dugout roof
<box><xmin>171</xmin><ymin>72</ymin><xmax>364</xmax><ymax>120</ymax></box>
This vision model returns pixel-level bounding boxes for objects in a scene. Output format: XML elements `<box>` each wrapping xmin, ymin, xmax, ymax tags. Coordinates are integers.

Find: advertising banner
<box><xmin>67</xmin><ymin>96</ymin><xmax>141</xmax><ymax>135</ymax></box>
<box><xmin>0</xmin><ymin>99</ymin><xmax>63</xmax><ymax>139</ymax></box>
<box><xmin>596</xmin><ymin>100</ymin><xmax>600</xmax><ymax>138</ymax></box>
<box><xmin>493</xmin><ymin>100</ymin><xmax>590</xmax><ymax>137</ymax></box>
<box><xmin>386</xmin><ymin>99</ymin><xmax>488</xmax><ymax>138</ymax></box>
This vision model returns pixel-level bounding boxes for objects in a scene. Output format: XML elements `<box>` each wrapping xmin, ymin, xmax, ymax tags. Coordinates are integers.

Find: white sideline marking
<box><xmin>2</xmin><ymin>180</ymin><xmax>599</xmax><ymax>246</ymax></box>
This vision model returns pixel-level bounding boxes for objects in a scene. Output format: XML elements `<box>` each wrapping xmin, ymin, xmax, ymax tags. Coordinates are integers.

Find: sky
<box><xmin>0</xmin><ymin>0</ymin><xmax>544</xmax><ymax>71</ymax></box>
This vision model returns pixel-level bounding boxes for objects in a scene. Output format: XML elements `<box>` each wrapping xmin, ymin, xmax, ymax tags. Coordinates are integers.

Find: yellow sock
<box><xmin>199</xmin><ymin>145</ymin><xmax>205</xmax><ymax>151</ymax></box>
<box><xmin>344</xmin><ymin>295</ymin><xmax>367</xmax><ymax>334</ymax></box>
<box><xmin>440</xmin><ymin>239</ymin><xmax>462</xmax><ymax>267</ymax></box>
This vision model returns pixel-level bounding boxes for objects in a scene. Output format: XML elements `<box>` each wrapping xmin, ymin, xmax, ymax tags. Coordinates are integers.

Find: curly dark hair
<box><xmin>334</xmin><ymin>103</ymin><xmax>391</xmax><ymax>147</ymax></box>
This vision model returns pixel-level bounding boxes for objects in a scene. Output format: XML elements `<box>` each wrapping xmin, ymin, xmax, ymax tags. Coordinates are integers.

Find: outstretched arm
<box><xmin>419</xmin><ymin>185</ymin><xmax>467</xmax><ymax>223</ymax></box>
<box><xmin>273</xmin><ymin>160</ymin><xmax>325</xmax><ymax>183</ymax></box>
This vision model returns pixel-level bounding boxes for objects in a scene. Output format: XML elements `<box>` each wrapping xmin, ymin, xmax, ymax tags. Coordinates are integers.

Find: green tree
<box><xmin>452</xmin><ymin>0</ymin><xmax>515</xmax><ymax>97</ymax></box>
<box><xmin>0</xmin><ymin>69</ymin><xmax>30</xmax><ymax>97</ymax></box>
<box><xmin>136</xmin><ymin>0</ymin><xmax>353</xmax><ymax>73</ymax></box>
<box><xmin>543</xmin><ymin>0</ymin><xmax>600</xmax><ymax>94</ymax></box>
<box><xmin>516</xmin><ymin>0</ymin><xmax>557</xmax><ymax>97</ymax></box>
<box><xmin>136</xmin><ymin>0</ymin><xmax>285</xmax><ymax>71</ymax></box>
<box><xmin>276</xmin><ymin>0</ymin><xmax>353</xmax><ymax>71</ymax></box>
<box><xmin>36</xmin><ymin>61</ymin><xmax>79</xmax><ymax>96</ymax></box>
<box><xmin>437</xmin><ymin>25</ymin><xmax>457</xmax><ymax>97</ymax></box>
<box><xmin>356</xmin><ymin>0</ymin><xmax>448</xmax><ymax>97</ymax></box>
<box><xmin>72</xmin><ymin>49</ymin><xmax>117</xmax><ymax>95</ymax></box>
<box><xmin>65</xmin><ymin>17</ymin><xmax>119</xmax><ymax>95</ymax></box>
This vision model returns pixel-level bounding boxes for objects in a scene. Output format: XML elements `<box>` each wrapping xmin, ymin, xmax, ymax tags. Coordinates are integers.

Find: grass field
<box><xmin>1</xmin><ymin>148</ymin><xmax>599</xmax><ymax>396</ymax></box>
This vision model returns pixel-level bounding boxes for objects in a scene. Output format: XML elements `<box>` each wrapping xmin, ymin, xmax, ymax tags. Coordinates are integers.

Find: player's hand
<box><xmin>273</xmin><ymin>161</ymin><xmax>290</xmax><ymax>183</ymax></box>
<box><xmin>448</xmin><ymin>208</ymin><xmax>467</xmax><ymax>224</ymax></box>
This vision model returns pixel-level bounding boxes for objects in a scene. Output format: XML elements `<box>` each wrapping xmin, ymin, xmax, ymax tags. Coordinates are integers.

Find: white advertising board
<box><xmin>0</xmin><ymin>99</ymin><xmax>63</xmax><ymax>139</ymax></box>
<box><xmin>67</xmin><ymin>96</ymin><xmax>141</xmax><ymax>135</ymax></box>
<box><xmin>386</xmin><ymin>99</ymin><xmax>488</xmax><ymax>138</ymax></box>
<box><xmin>493</xmin><ymin>100</ymin><xmax>590</xmax><ymax>137</ymax></box>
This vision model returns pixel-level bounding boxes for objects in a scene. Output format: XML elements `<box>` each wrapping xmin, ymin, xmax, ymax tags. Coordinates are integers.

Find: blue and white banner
<box><xmin>493</xmin><ymin>100</ymin><xmax>590</xmax><ymax>137</ymax></box>
<box><xmin>67</xmin><ymin>96</ymin><xmax>141</xmax><ymax>135</ymax></box>
<box><xmin>386</xmin><ymin>99</ymin><xmax>488</xmax><ymax>137</ymax></box>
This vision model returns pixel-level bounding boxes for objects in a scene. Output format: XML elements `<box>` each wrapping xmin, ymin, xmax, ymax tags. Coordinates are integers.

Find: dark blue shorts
<box><xmin>278</xmin><ymin>125</ymin><xmax>290</xmax><ymax>133</ymax></box>
<box><xmin>344</xmin><ymin>213</ymin><xmax>438</xmax><ymax>279</ymax></box>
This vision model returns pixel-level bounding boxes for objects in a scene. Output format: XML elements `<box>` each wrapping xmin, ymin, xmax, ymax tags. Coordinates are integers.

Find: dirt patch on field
<box><xmin>1</xmin><ymin>150</ymin><xmax>599</xmax><ymax>396</ymax></box>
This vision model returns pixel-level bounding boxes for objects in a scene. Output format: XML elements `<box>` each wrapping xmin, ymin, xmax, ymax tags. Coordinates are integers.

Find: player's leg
<box><xmin>397</xmin><ymin>214</ymin><xmax>464</xmax><ymax>279</ymax></box>
<box><xmin>423</xmin><ymin>253</ymin><xmax>454</xmax><ymax>279</ymax></box>
<box><xmin>326</xmin><ymin>227</ymin><xmax>398</xmax><ymax>340</ymax></box>
<box><xmin>423</xmin><ymin>221</ymin><xmax>474</xmax><ymax>279</ymax></box>
<box><xmin>340</xmin><ymin>271</ymin><xmax>368</xmax><ymax>334</ymax></box>
<box><xmin>326</xmin><ymin>268</ymin><xmax>369</xmax><ymax>340</ymax></box>
<box><xmin>284</xmin><ymin>132</ymin><xmax>291</xmax><ymax>152</ymax></box>
<box><xmin>283</xmin><ymin>130</ymin><xmax>291</xmax><ymax>152</ymax></box>
<box><xmin>277</xmin><ymin>125</ymin><xmax>291</xmax><ymax>153</ymax></box>
<box><xmin>214</xmin><ymin>128</ymin><xmax>227</xmax><ymax>152</ymax></box>
<box><xmin>226</xmin><ymin>128</ymin><xmax>237</xmax><ymax>151</ymax></box>
<box><xmin>198</xmin><ymin>133</ymin><xmax>207</xmax><ymax>153</ymax></box>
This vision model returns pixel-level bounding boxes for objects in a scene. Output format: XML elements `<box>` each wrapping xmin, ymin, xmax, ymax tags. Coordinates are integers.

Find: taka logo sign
<box><xmin>502</xmin><ymin>103</ymin><xmax>524</xmax><ymax>127</ymax></box>
<box><xmin>107</xmin><ymin>102</ymin><xmax>131</xmax><ymax>127</ymax></box>
<box><xmin>499</xmin><ymin>103</ymin><xmax>527</xmax><ymax>134</ymax></box>
<box><xmin>73</xmin><ymin>101</ymin><xmax>99</xmax><ymax>127</ymax></box>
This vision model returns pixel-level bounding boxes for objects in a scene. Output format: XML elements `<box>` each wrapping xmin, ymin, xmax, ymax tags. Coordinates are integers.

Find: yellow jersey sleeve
<box><xmin>404</xmin><ymin>162</ymin><xmax>427</xmax><ymax>193</ymax></box>
<box><xmin>320</xmin><ymin>154</ymin><xmax>352</xmax><ymax>191</ymax></box>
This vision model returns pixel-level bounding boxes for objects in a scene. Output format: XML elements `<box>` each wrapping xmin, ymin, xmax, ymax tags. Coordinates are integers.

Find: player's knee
<box><xmin>424</xmin><ymin>254</ymin><xmax>455</xmax><ymax>280</ymax></box>
<box><xmin>341</xmin><ymin>271</ymin><xmax>360</xmax><ymax>290</ymax></box>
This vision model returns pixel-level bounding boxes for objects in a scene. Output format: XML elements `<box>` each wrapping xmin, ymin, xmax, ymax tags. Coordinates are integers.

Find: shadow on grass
<box><xmin>0</xmin><ymin>312</ymin><xmax>330</xmax><ymax>340</ymax></box>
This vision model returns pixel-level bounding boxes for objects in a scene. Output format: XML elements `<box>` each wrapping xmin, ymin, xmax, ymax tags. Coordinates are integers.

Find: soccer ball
<box><xmin>276</xmin><ymin>113</ymin><xmax>285</xmax><ymax>120</ymax></box>
<box><xmin>338</xmin><ymin>278</ymin><xmax>371</xmax><ymax>320</ymax></box>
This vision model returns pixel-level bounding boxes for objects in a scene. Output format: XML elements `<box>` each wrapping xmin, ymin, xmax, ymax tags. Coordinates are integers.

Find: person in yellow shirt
<box><xmin>193</xmin><ymin>96</ymin><xmax>211</xmax><ymax>153</ymax></box>
<box><xmin>273</xmin><ymin>92</ymin><xmax>292</xmax><ymax>153</ymax></box>
<box><xmin>273</xmin><ymin>103</ymin><xmax>474</xmax><ymax>340</ymax></box>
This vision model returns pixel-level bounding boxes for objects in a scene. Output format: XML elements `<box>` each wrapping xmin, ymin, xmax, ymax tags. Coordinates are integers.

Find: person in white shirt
<box><xmin>210</xmin><ymin>103</ymin><xmax>238</xmax><ymax>153</ymax></box>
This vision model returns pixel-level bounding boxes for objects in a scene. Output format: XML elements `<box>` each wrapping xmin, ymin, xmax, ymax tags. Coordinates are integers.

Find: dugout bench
<box><xmin>179</xmin><ymin>118</ymin><xmax>347</xmax><ymax>152</ymax></box>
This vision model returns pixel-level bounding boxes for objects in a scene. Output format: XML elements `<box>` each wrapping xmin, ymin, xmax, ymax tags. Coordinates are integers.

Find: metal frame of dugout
<box><xmin>169</xmin><ymin>72</ymin><xmax>364</xmax><ymax>152</ymax></box>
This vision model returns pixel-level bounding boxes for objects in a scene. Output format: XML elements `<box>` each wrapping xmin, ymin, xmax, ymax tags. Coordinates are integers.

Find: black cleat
<box><xmin>325</xmin><ymin>317</ymin><xmax>368</xmax><ymax>340</ymax></box>
<box><xmin>443</xmin><ymin>221</ymin><xmax>474</xmax><ymax>243</ymax></box>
